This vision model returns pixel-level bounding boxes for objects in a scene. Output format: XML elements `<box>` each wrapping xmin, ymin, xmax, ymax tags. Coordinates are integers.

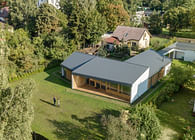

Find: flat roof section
<box><xmin>61</xmin><ymin>52</ymin><xmax>95</xmax><ymax>70</ymax></box>
<box><xmin>73</xmin><ymin>57</ymin><xmax>149</xmax><ymax>85</ymax></box>
<box><xmin>125</xmin><ymin>50</ymin><xmax>171</xmax><ymax>78</ymax></box>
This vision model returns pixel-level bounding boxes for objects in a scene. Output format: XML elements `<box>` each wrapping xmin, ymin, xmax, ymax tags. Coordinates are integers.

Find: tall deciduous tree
<box><xmin>163</xmin><ymin>7</ymin><xmax>190</xmax><ymax>34</ymax></box>
<box><xmin>148</xmin><ymin>10</ymin><xmax>163</xmax><ymax>34</ymax></box>
<box><xmin>97</xmin><ymin>0</ymin><xmax>130</xmax><ymax>31</ymax></box>
<box><xmin>35</xmin><ymin>3</ymin><xmax>67</xmax><ymax>35</ymax></box>
<box><xmin>0</xmin><ymin>33</ymin><xmax>35</xmax><ymax>140</ymax></box>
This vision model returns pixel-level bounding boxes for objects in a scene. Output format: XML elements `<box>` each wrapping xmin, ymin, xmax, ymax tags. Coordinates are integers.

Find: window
<box><xmin>132</xmin><ymin>42</ymin><xmax>137</xmax><ymax>46</ymax></box>
<box><xmin>120</xmin><ymin>85</ymin><xmax>131</xmax><ymax>95</ymax></box>
<box><xmin>109</xmin><ymin>82</ymin><xmax>118</xmax><ymax>91</ymax></box>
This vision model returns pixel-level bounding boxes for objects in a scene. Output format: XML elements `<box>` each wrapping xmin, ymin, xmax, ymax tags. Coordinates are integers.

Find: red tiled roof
<box><xmin>104</xmin><ymin>37</ymin><xmax>120</xmax><ymax>45</ymax></box>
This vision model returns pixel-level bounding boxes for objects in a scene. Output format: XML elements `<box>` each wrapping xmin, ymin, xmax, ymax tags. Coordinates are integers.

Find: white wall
<box><xmin>184</xmin><ymin>50</ymin><xmax>195</xmax><ymax>62</ymax></box>
<box><xmin>38</xmin><ymin>0</ymin><xmax>60</xmax><ymax>9</ymax></box>
<box><xmin>138</xmin><ymin>31</ymin><xmax>150</xmax><ymax>49</ymax></box>
<box><xmin>164</xmin><ymin>63</ymin><xmax>171</xmax><ymax>76</ymax></box>
<box><xmin>130</xmin><ymin>68</ymin><xmax>150</xmax><ymax>103</ymax></box>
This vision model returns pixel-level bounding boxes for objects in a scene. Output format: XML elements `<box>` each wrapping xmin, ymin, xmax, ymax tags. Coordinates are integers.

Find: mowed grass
<box><xmin>162</xmin><ymin>28</ymin><xmax>195</xmax><ymax>39</ymax></box>
<box><xmin>13</xmin><ymin>67</ymin><xmax>128</xmax><ymax>140</ymax></box>
<box><xmin>157</xmin><ymin>87</ymin><xmax>195</xmax><ymax>139</ymax></box>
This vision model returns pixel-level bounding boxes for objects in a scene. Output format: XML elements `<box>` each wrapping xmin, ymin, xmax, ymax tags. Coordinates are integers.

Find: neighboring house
<box><xmin>61</xmin><ymin>50</ymin><xmax>171</xmax><ymax>104</ymax></box>
<box><xmin>104</xmin><ymin>26</ymin><xmax>152</xmax><ymax>49</ymax></box>
<box><xmin>38</xmin><ymin>0</ymin><xmax>60</xmax><ymax>9</ymax></box>
<box><xmin>159</xmin><ymin>42</ymin><xmax>195</xmax><ymax>62</ymax></box>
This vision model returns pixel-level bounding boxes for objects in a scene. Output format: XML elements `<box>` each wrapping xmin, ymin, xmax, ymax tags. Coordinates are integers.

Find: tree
<box><xmin>5</xmin><ymin>29</ymin><xmax>35</xmax><ymax>73</ymax></box>
<box><xmin>0</xmin><ymin>33</ymin><xmax>35</xmax><ymax>140</ymax></box>
<box><xmin>148</xmin><ymin>10</ymin><xmax>163</xmax><ymax>34</ymax></box>
<box><xmin>149</xmin><ymin>0</ymin><xmax>162</xmax><ymax>10</ymax></box>
<box><xmin>169</xmin><ymin>64</ymin><xmax>194</xmax><ymax>88</ymax></box>
<box><xmin>129</xmin><ymin>104</ymin><xmax>161</xmax><ymax>140</ymax></box>
<box><xmin>61</xmin><ymin>0</ymin><xmax>107</xmax><ymax>47</ymax></box>
<box><xmin>97</xmin><ymin>1</ymin><xmax>130</xmax><ymax>31</ymax></box>
<box><xmin>190</xmin><ymin>7</ymin><xmax>195</xmax><ymax>31</ymax></box>
<box><xmin>163</xmin><ymin>7</ymin><xmax>190</xmax><ymax>34</ymax></box>
<box><xmin>8</xmin><ymin>0</ymin><xmax>38</xmax><ymax>29</ymax></box>
<box><xmin>35</xmin><ymin>3</ymin><xmax>67</xmax><ymax>35</ymax></box>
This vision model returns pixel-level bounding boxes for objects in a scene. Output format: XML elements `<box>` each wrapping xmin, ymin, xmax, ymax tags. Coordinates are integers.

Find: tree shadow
<box><xmin>44</xmin><ymin>67</ymin><xmax>71</xmax><ymax>88</ymax></box>
<box><xmin>49</xmin><ymin>109</ymin><xmax>120</xmax><ymax>140</ymax></box>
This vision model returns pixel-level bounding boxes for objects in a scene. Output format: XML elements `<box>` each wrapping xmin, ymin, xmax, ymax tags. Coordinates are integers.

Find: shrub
<box><xmin>101</xmin><ymin>114</ymin><xmax>138</xmax><ymax>140</ymax></box>
<box><xmin>129</xmin><ymin>104</ymin><xmax>161</xmax><ymax>140</ymax></box>
<box><xmin>183</xmin><ymin>126</ymin><xmax>194</xmax><ymax>140</ymax></box>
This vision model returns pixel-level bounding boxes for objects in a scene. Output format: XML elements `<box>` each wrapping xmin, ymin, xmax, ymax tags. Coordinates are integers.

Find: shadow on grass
<box><xmin>40</xmin><ymin>99</ymin><xmax>54</xmax><ymax>106</ymax></box>
<box><xmin>49</xmin><ymin>109</ymin><xmax>120</xmax><ymax>140</ymax></box>
<box><xmin>157</xmin><ymin>88</ymin><xmax>195</xmax><ymax>138</ymax></box>
<box><xmin>44</xmin><ymin>67</ymin><xmax>71</xmax><ymax>88</ymax></box>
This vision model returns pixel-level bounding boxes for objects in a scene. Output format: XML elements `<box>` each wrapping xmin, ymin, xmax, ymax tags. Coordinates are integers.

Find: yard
<box><xmin>13</xmin><ymin>67</ymin><xmax>128</xmax><ymax>140</ymax></box>
<box><xmin>162</xmin><ymin>28</ymin><xmax>195</xmax><ymax>39</ymax></box>
<box><xmin>139</xmin><ymin>60</ymin><xmax>195</xmax><ymax>139</ymax></box>
<box><xmin>11</xmin><ymin>60</ymin><xmax>195</xmax><ymax>140</ymax></box>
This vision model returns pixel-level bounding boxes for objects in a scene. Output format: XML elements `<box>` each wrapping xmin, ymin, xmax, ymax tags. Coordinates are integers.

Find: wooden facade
<box><xmin>72</xmin><ymin>75</ymin><xmax>131</xmax><ymax>101</ymax></box>
<box><xmin>64</xmin><ymin>68</ymin><xmax>72</xmax><ymax>81</ymax></box>
<box><xmin>148</xmin><ymin>67</ymin><xmax>165</xmax><ymax>88</ymax></box>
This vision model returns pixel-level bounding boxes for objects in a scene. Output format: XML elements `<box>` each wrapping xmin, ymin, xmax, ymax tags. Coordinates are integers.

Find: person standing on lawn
<box><xmin>53</xmin><ymin>96</ymin><xmax>56</xmax><ymax>106</ymax></box>
<box><xmin>57</xmin><ymin>98</ymin><xmax>60</xmax><ymax>107</ymax></box>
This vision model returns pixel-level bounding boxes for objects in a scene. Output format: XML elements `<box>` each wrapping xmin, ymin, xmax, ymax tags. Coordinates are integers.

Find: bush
<box><xmin>101</xmin><ymin>114</ymin><xmax>138</xmax><ymax>140</ymax></box>
<box><xmin>183</xmin><ymin>126</ymin><xmax>194</xmax><ymax>140</ymax></box>
<box><xmin>129</xmin><ymin>104</ymin><xmax>161</xmax><ymax>140</ymax></box>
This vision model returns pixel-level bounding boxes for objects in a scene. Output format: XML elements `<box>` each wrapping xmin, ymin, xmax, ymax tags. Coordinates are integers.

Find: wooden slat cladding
<box><xmin>65</xmin><ymin>69</ymin><xmax>72</xmax><ymax>81</ymax></box>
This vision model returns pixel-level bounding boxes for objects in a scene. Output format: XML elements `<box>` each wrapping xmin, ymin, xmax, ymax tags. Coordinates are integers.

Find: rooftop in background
<box><xmin>112</xmin><ymin>26</ymin><xmax>151</xmax><ymax>41</ymax></box>
<box><xmin>158</xmin><ymin>42</ymin><xmax>195</xmax><ymax>55</ymax></box>
<box><xmin>104</xmin><ymin>37</ymin><xmax>120</xmax><ymax>45</ymax></box>
<box><xmin>0</xmin><ymin>7</ymin><xmax>9</xmax><ymax>18</ymax></box>
<box><xmin>73</xmin><ymin>56</ymin><xmax>148</xmax><ymax>85</ymax></box>
<box><xmin>61</xmin><ymin>52</ymin><xmax>95</xmax><ymax>71</ymax></box>
<box><xmin>125</xmin><ymin>50</ymin><xmax>171</xmax><ymax>78</ymax></box>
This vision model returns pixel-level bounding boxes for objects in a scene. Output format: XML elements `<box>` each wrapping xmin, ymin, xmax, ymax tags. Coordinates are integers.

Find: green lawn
<box><xmin>11</xmin><ymin>59</ymin><xmax>195</xmax><ymax>140</ymax></box>
<box><xmin>157</xmin><ymin>87</ymin><xmax>195</xmax><ymax>139</ymax></box>
<box><xmin>13</xmin><ymin>67</ymin><xmax>128</xmax><ymax>140</ymax></box>
<box><xmin>162</xmin><ymin>28</ymin><xmax>195</xmax><ymax>39</ymax></box>
<box><xmin>139</xmin><ymin>60</ymin><xmax>195</xmax><ymax>139</ymax></box>
<box><xmin>150</xmin><ymin>37</ymin><xmax>170</xmax><ymax>51</ymax></box>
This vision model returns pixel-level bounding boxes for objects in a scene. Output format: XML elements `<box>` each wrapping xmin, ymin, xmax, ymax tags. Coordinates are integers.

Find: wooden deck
<box><xmin>75</xmin><ymin>85</ymin><xmax>130</xmax><ymax>103</ymax></box>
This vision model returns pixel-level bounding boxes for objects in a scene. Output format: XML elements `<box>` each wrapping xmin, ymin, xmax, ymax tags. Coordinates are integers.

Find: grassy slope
<box><xmin>14</xmin><ymin>67</ymin><xmax>128</xmax><ymax>140</ymax></box>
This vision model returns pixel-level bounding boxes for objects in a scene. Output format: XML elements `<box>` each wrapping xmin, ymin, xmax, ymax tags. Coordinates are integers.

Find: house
<box><xmin>61</xmin><ymin>50</ymin><xmax>171</xmax><ymax>104</ymax></box>
<box><xmin>38</xmin><ymin>0</ymin><xmax>60</xmax><ymax>9</ymax></box>
<box><xmin>104</xmin><ymin>26</ymin><xmax>152</xmax><ymax>49</ymax></box>
<box><xmin>60</xmin><ymin>52</ymin><xmax>95</xmax><ymax>81</ymax></box>
<box><xmin>159</xmin><ymin>42</ymin><xmax>195</xmax><ymax>62</ymax></box>
<box><xmin>125</xmin><ymin>50</ymin><xmax>172</xmax><ymax>88</ymax></box>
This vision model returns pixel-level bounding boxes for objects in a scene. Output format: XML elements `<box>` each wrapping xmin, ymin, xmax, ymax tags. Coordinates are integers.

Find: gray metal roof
<box><xmin>158</xmin><ymin>42</ymin><xmax>195</xmax><ymax>55</ymax></box>
<box><xmin>61</xmin><ymin>52</ymin><xmax>95</xmax><ymax>70</ymax></box>
<box><xmin>125</xmin><ymin>50</ymin><xmax>171</xmax><ymax>78</ymax></box>
<box><xmin>73</xmin><ymin>57</ymin><xmax>149</xmax><ymax>85</ymax></box>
